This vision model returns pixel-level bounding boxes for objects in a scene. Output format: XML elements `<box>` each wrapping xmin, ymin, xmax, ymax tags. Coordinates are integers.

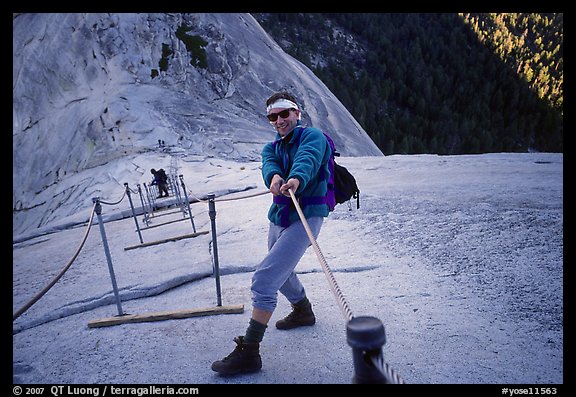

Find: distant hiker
<box><xmin>150</xmin><ymin>168</ymin><xmax>169</xmax><ymax>198</ymax></box>
<box><xmin>212</xmin><ymin>91</ymin><xmax>332</xmax><ymax>376</ymax></box>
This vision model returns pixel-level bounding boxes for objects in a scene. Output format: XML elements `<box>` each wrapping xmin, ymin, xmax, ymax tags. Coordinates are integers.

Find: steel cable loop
<box><xmin>99</xmin><ymin>190</ymin><xmax>127</xmax><ymax>206</ymax></box>
<box><xmin>13</xmin><ymin>201</ymin><xmax>98</xmax><ymax>321</ymax></box>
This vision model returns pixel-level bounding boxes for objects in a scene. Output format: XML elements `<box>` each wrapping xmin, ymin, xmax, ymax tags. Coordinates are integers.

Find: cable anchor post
<box><xmin>179</xmin><ymin>175</ymin><xmax>197</xmax><ymax>233</ymax></box>
<box><xmin>207</xmin><ymin>193</ymin><xmax>222</xmax><ymax>307</ymax></box>
<box><xmin>137</xmin><ymin>183</ymin><xmax>151</xmax><ymax>226</ymax></box>
<box><xmin>347</xmin><ymin>316</ymin><xmax>388</xmax><ymax>384</ymax></box>
<box><xmin>92</xmin><ymin>197</ymin><xmax>124</xmax><ymax>317</ymax></box>
<box><xmin>125</xmin><ymin>183</ymin><xmax>144</xmax><ymax>244</ymax></box>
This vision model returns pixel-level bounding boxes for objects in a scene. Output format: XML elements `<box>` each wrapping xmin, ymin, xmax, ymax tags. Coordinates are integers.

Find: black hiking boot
<box><xmin>211</xmin><ymin>336</ymin><xmax>262</xmax><ymax>375</ymax></box>
<box><xmin>276</xmin><ymin>300</ymin><xmax>316</xmax><ymax>330</ymax></box>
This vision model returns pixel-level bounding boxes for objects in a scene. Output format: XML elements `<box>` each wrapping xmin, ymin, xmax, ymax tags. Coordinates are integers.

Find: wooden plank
<box><xmin>139</xmin><ymin>216</ymin><xmax>190</xmax><ymax>230</ymax></box>
<box><xmin>88</xmin><ymin>304</ymin><xmax>244</xmax><ymax>328</ymax></box>
<box><xmin>148</xmin><ymin>208</ymin><xmax>187</xmax><ymax>219</ymax></box>
<box><xmin>124</xmin><ymin>230</ymin><xmax>209</xmax><ymax>251</ymax></box>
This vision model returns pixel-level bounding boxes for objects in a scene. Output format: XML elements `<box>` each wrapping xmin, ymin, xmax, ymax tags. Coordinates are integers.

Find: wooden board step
<box><xmin>124</xmin><ymin>230</ymin><xmax>209</xmax><ymax>251</ymax></box>
<box><xmin>88</xmin><ymin>304</ymin><xmax>244</xmax><ymax>328</ymax></box>
<box><xmin>139</xmin><ymin>216</ymin><xmax>191</xmax><ymax>231</ymax></box>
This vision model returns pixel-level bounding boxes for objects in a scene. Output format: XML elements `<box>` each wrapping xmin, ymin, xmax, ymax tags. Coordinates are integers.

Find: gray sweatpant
<box><xmin>251</xmin><ymin>217</ymin><xmax>324</xmax><ymax>313</ymax></box>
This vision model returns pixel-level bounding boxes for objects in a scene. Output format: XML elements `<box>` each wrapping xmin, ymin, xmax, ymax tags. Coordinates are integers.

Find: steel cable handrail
<box><xmin>370</xmin><ymin>354</ymin><xmax>406</xmax><ymax>384</ymax></box>
<box><xmin>14</xmin><ymin>184</ymin><xmax>405</xmax><ymax>383</ymax></box>
<box><xmin>288</xmin><ymin>189</ymin><xmax>405</xmax><ymax>384</ymax></box>
<box><xmin>99</xmin><ymin>190</ymin><xmax>127</xmax><ymax>206</ymax></box>
<box><xmin>186</xmin><ymin>188</ymin><xmax>270</xmax><ymax>204</ymax></box>
<box><xmin>13</xmin><ymin>201</ymin><xmax>98</xmax><ymax>321</ymax></box>
<box><xmin>288</xmin><ymin>189</ymin><xmax>353</xmax><ymax>321</ymax></box>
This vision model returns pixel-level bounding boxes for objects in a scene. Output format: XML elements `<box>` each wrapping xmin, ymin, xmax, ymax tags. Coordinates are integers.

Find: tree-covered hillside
<box><xmin>253</xmin><ymin>13</ymin><xmax>563</xmax><ymax>155</ymax></box>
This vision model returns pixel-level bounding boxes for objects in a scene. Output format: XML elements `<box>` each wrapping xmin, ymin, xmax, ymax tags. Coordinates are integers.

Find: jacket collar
<box><xmin>274</xmin><ymin>122</ymin><xmax>304</xmax><ymax>145</ymax></box>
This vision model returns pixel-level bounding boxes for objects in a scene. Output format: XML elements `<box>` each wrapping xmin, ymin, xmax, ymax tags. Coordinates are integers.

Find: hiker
<box><xmin>150</xmin><ymin>168</ymin><xmax>169</xmax><ymax>198</ymax></box>
<box><xmin>211</xmin><ymin>91</ymin><xmax>332</xmax><ymax>375</ymax></box>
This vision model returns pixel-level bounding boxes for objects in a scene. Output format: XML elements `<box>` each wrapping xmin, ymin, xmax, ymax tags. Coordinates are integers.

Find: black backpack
<box><xmin>323</xmin><ymin>132</ymin><xmax>360</xmax><ymax>210</ymax></box>
<box><xmin>157</xmin><ymin>168</ymin><xmax>168</xmax><ymax>182</ymax></box>
<box><xmin>270</xmin><ymin>128</ymin><xmax>360</xmax><ymax>211</ymax></box>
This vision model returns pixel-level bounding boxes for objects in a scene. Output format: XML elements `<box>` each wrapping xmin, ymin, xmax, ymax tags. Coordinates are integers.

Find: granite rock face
<box><xmin>13</xmin><ymin>13</ymin><xmax>382</xmax><ymax>235</ymax></box>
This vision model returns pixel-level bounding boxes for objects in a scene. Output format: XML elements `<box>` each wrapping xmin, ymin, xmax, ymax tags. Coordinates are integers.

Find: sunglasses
<box><xmin>267</xmin><ymin>108</ymin><xmax>294</xmax><ymax>122</ymax></box>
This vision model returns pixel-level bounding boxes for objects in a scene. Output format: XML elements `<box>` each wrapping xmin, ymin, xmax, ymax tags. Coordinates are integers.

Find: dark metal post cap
<box><xmin>346</xmin><ymin>316</ymin><xmax>386</xmax><ymax>350</ymax></box>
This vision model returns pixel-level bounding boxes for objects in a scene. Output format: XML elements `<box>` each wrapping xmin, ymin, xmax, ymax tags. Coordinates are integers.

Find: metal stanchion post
<box><xmin>179</xmin><ymin>175</ymin><xmax>197</xmax><ymax>232</ymax></box>
<box><xmin>347</xmin><ymin>316</ymin><xmax>388</xmax><ymax>384</ymax></box>
<box><xmin>124</xmin><ymin>183</ymin><xmax>144</xmax><ymax>244</ymax></box>
<box><xmin>137</xmin><ymin>184</ymin><xmax>150</xmax><ymax>227</ymax></box>
<box><xmin>92</xmin><ymin>197</ymin><xmax>124</xmax><ymax>317</ymax></box>
<box><xmin>208</xmin><ymin>193</ymin><xmax>222</xmax><ymax>307</ymax></box>
<box><xmin>175</xmin><ymin>175</ymin><xmax>187</xmax><ymax>218</ymax></box>
<box><xmin>173</xmin><ymin>176</ymin><xmax>187</xmax><ymax>217</ymax></box>
<box><xmin>144</xmin><ymin>182</ymin><xmax>155</xmax><ymax>211</ymax></box>
<box><xmin>167</xmin><ymin>175</ymin><xmax>175</xmax><ymax>197</ymax></box>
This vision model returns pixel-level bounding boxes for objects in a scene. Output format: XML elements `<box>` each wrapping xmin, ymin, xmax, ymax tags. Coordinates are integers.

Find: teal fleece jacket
<box><xmin>261</xmin><ymin>124</ymin><xmax>332</xmax><ymax>227</ymax></box>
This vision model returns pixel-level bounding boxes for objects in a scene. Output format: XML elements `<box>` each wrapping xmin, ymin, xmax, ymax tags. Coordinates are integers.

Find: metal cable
<box><xmin>14</xmin><ymin>183</ymin><xmax>404</xmax><ymax>383</ymax></box>
<box><xmin>214</xmin><ymin>189</ymin><xmax>271</xmax><ymax>202</ymax></box>
<box><xmin>12</xmin><ymin>187</ymin><xmax>265</xmax><ymax>323</ymax></box>
<box><xmin>13</xmin><ymin>201</ymin><xmax>97</xmax><ymax>321</ymax></box>
<box><xmin>288</xmin><ymin>189</ymin><xmax>354</xmax><ymax>322</ymax></box>
<box><xmin>99</xmin><ymin>190</ymin><xmax>126</xmax><ymax>206</ymax></box>
<box><xmin>186</xmin><ymin>188</ymin><xmax>270</xmax><ymax>204</ymax></box>
<box><xmin>370</xmin><ymin>354</ymin><xmax>406</xmax><ymax>384</ymax></box>
<box><xmin>187</xmin><ymin>186</ymin><xmax>354</xmax><ymax>320</ymax></box>
<box><xmin>288</xmin><ymin>189</ymin><xmax>406</xmax><ymax>384</ymax></box>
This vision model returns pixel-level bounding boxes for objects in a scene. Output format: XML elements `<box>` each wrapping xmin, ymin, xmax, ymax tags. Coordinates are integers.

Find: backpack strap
<box><xmin>287</xmin><ymin>130</ymin><xmax>335</xmax><ymax>211</ymax></box>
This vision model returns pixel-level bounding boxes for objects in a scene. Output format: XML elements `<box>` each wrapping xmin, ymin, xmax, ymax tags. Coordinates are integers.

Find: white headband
<box><xmin>266</xmin><ymin>99</ymin><xmax>299</xmax><ymax>113</ymax></box>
